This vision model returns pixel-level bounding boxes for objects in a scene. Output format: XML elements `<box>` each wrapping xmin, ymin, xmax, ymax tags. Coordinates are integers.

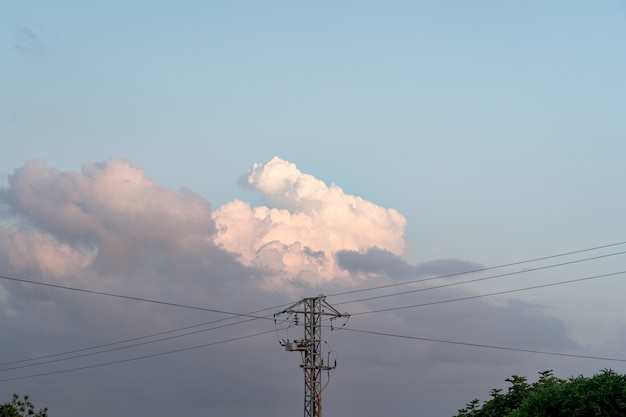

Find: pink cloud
<box><xmin>0</xmin><ymin>159</ymin><xmax>216</xmax><ymax>276</ymax></box>
<box><xmin>213</xmin><ymin>157</ymin><xmax>407</xmax><ymax>287</ymax></box>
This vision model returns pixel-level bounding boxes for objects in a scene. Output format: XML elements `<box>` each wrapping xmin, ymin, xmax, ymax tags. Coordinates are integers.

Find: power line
<box><xmin>333</xmin><ymin>250</ymin><xmax>626</xmax><ymax>306</ymax></box>
<box><xmin>327</xmin><ymin>240</ymin><xmax>626</xmax><ymax>299</ymax></box>
<box><xmin>0</xmin><ymin>302</ymin><xmax>291</xmax><ymax>368</ymax></box>
<box><xmin>0</xmin><ymin>327</ymin><xmax>286</xmax><ymax>382</ymax></box>
<box><xmin>16</xmin><ymin>266</ymin><xmax>617</xmax><ymax>373</ymax></box>
<box><xmin>340</xmin><ymin>327</ymin><xmax>626</xmax><ymax>362</ymax></box>
<box><xmin>6</xmin><ymin>262</ymin><xmax>626</xmax><ymax>382</ymax></box>
<box><xmin>0</xmin><ymin>315</ymin><xmax>265</xmax><ymax>372</ymax></box>
<box><xmin>0</xmin><ymin>273</ymin><xmax>274</xmax><ymax>319</ymax></box>
<box><xmin>348</xmin><ymin>270</ymin><xmax>626</xmax><ymax>316</ymax></box>
<box><xmin>2</xmin><ymin>267</ymin><xmax>624</xmax><ymax>382</ymax></box>
<box><xmin>2</xmin><ymin>311</ymin><xmax>340</xmax><ymax>373</ymax></box>
<box><xmin>0</xmin><ymin>319</ymin><xmax>222</xmax><ymax>367</ymax></box>
<box><xmin>6</xmin><ymin>239</ymin><xmax>616</xmax><ymax>315</ymax></box>
<box><xmin>1</xmin><ymin>244</ymin><xmax>623</xmax><ymax>370</ymax></box>
<box><xmin>2</xmin><ymin>241</ymin><xmax>625</xmax><ymax>381</ymax></box>
<box><xmin>1</xmin><ymin>240</ymin><xmax>623</xmax><ymax>331</ymax></box>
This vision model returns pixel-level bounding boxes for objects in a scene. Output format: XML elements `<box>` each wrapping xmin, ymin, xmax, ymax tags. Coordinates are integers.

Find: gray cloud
<box><xmin>336</xmin><ymin>247</ymin><xmax>416</xmax><ymax>278</ymax></box>
<box><xmin>336</xmin><ymin>246</ymin><xmax>484</xmax><ymax>280</ymax></box>
<box><xmin>0</xmin><ymin>158</ymin><xmax>606</xmax><ymax>417</ymax></box>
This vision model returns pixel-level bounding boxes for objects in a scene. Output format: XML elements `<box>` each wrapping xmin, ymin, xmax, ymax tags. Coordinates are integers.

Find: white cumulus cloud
<box><xmin>212</xmin><ymin>157</ymin><xmax>407</xmax><ymax>287</ymax></box>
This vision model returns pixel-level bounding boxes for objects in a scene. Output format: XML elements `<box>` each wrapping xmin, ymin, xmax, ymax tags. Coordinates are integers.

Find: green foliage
<box><xmin>455</xmin><ymin>369</ymin><xmax>626</xmax><ymax>417</ymax></box>
<box><xmin>455</xmin><ymin>373</ymin><xmax>538</xmax><ymax>417</ymax></box>
<box><xmin>0</xmin><ymin>394</ymin><xmax>48</xmax><ymax>417</ymax></box>
<box><xmin>453</xmin><ymin>370</ymin><xmax>558</xmax><ymax>417</ymax></box>
<box><xmin>512</xmin><ymin>369</ymin><xmax>626</xmax><ymax>417</ymax></box>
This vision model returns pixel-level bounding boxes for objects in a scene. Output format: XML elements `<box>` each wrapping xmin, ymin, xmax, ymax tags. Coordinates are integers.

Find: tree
<box><xmin>454</xmin><ymin>369</ymin><xmax>626</xmax><ymax>417</ymax></box>
<box><xmin>0</xmin><ymin>394</ymin><xmax>48</xmax><ymax>417</ymax></box>
<box><xmin>455</xmin><ymin>370</ymin><xmax>565</xmax><ymax>417</ymax></box>
<box><xmin>511</xmin><ymin>369</ymin><xmax>626</xmax><ymax>417</ymax></box>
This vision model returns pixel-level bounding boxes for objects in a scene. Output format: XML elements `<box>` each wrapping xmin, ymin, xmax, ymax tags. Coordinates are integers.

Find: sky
<box><xmin>1</xmin><ymin>1</ymin><xmax>626</xmax><ymax>416</ymax></box>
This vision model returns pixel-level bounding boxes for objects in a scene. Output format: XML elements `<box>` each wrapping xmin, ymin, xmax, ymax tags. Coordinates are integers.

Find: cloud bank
<box><xmin>0</xmin><ymin>157</ymin><xmax>412</xmax><ymax>291</ymax></box>
<box><xmin>0</xmin><ymin>156</ymin><xmax>486</xmax><ymax>294</ymax></box>
<box><xmin>0</xmin><ymin>159</ymin><xmax>218</xmax><ymax>280</ymax></box>
<box><xmin>213</xmin><ymin>157</ymin><xmax>407</xmax><ymax>287</ymax></box>
<box><xmin>336</xmin><ymin>247</ymin><xmax>484</xmax><ymax>280</ymax></box>
<box><xmin>0</xmin><ymin>156</ymin><xmax>598</xmax><ymax>417</ymax></box>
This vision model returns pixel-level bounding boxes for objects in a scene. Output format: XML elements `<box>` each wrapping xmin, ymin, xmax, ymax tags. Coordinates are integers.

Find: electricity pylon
<box><xmin>275</xmin><ymin>295</ymin><xmax>349</xmax><ymax>417</ymax></box>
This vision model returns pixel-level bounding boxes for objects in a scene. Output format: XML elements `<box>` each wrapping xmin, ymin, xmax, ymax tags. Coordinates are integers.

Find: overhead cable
<box><xmin>0</xmin><ymin>273</ymin><xmax>277</xmax><ymax>319</ymax></box>
<box><xmin>0</xmin><ymin>302</ymin><xmax>290</xmax><ymax>368</ymax></box>
<box><xmin>348</xmin><ymin>270</ymin><xmax>626</xmax><ymax>316</ymax></box>
<box><xmin>0</xmin><ymin>316</ymin><xmax>266</xmax><ymax>372</ymax></box>
<box><xmin>333</xmin><ymin>250</ymin><xmax>626</xmax><ymax>306</ymax></box>
<box><xmin>2</xmin><ymin>241</ymin><xmax>625</xmax><ymax>379</ymax></box>
<box><xmin>328</xmin><ymin>240</ymin><xmax>626</xmax><ymax>298</ymax></box>
<box><xmin>340</xmin><ymin>327</ymin><xmax>626</xmax><ymax>362</ymax></box>
<box><xmin>0</xmin><ymin>327</ymin><xmax>285</xmax><ymax>383</ymax></box>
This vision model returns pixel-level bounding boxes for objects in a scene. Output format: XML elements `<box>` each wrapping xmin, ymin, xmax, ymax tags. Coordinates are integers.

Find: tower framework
<box><xmin>276</xmin><ymin>296</ymin><xmax>348</xmax><ymax>417</ymax></box>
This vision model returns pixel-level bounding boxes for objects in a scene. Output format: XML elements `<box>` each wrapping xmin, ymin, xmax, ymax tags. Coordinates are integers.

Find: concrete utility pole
<box><xmin>275</xmin><ymin>295</ymin><xmax>348</xmax><ymax>417</ymax></box>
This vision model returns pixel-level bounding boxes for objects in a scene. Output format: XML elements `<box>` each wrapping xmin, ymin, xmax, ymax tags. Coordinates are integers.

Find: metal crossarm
<box><xmin>276</xmin><ymin>296</ymin><xmax>348</xmax><ymax>417</ymax></box>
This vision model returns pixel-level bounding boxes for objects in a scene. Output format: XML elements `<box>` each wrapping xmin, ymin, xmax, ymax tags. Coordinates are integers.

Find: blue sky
<box><xmin>2</xmin><ymin>1</ymin><xmax>626</xmax><ymax>416</ymax></box>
